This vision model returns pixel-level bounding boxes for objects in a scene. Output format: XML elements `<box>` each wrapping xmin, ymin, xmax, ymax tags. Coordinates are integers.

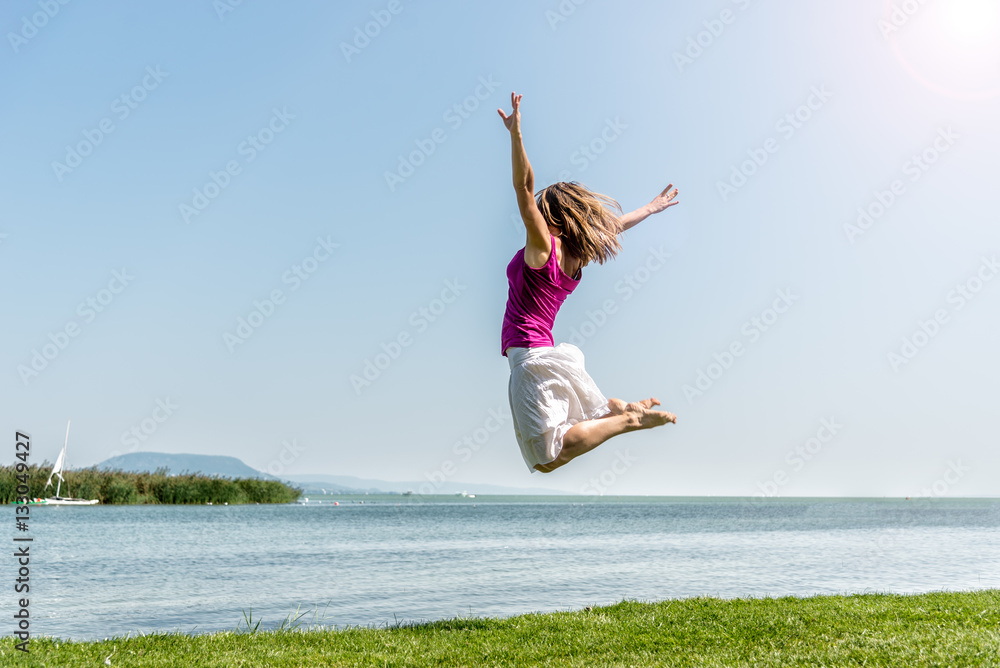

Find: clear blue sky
<box><xmin>3</xmin><ymin>0</ymin><xmax>998</xmax><ymax>496</ymax></box>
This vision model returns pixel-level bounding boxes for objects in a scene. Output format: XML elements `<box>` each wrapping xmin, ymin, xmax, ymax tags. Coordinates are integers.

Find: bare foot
<box><xmin>634</xmin><ymin>397</ymin><xmax>661</xmax><ymax>410</ymax></box>
<box><xmin>607</xmin><ymin>398</ymin><xmax>628</xmax><ymax>415</ymax></box>
<box><xmin>624</xmin><ymin>401</ymin><xmax>677</xmax><ymax>428</ymax></box>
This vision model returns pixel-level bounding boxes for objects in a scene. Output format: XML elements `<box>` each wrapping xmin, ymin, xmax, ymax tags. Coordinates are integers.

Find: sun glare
<box><xmin>943</xmin><ymin>0</ymin><xmax>1000</xmax><ymax>42</ymax></box>
<box><xmin>885</xmin><ymin>0</ymin><xmax>1000</xmax><ymax>99</ymax></box>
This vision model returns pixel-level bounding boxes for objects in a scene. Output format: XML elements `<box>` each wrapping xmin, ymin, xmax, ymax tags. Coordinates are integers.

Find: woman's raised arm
<box><xmin>498</xmin><ymin>92</ymin><xmax>532</xmax><ymax>193</ymax></box>
<box><xmin>498</xmin><ymin>92</ymin><xmax>549</xmax><ymax>256</ymax></box>
<box><xmin>619</xmin><ymin>184</ymin><xmax>680</xmax><ymax>233</ymax></box>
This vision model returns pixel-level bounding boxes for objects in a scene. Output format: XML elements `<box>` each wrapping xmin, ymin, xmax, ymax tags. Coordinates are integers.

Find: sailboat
<box><xmin>35</xmin><ymin>421</ymin><xmax>99</xmax><ymax>506</ymax></box>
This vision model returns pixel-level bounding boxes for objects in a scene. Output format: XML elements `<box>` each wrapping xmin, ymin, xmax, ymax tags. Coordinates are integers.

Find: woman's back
<box><xmin>500</xmin><ymin>234</ymin><xmax>581</xmax><ymax>356</ymax></box>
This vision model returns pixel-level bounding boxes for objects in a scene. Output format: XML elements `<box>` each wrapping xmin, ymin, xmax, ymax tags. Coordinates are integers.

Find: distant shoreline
<box><xmin>11</xmin><ymin>493</ymin><xmax>993</xmax><ymax>504</ymax></box>
<box><xmin>1</xmin><ymin>464</ymin><xmax>300</xmax><ymax>505</ymax></box>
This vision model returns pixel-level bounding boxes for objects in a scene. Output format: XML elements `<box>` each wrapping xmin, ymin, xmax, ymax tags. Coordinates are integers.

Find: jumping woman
<box><xmin>498</xmin><ymin>92</ymin><xmax>680</xmax><ymax>474</ymax></box>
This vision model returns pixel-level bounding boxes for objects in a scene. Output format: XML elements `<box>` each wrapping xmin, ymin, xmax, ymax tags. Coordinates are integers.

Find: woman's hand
<box><xmin>619</xmin><ymin>184</ymin><xmax>679</xmax><ymax>232</ymax></box>
<box><xmin>497</xmin><ymin>92</ymin><xmax>523</xmax><ymax>134</ymax></box>
<box><xmin>648</xmin><ymin>184</ymin><xmax>679</xmax><ymax>214</ymax></box>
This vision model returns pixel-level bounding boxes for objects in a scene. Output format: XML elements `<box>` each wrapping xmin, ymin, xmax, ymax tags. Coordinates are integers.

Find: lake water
<box><xmin>13</xmin><ymin>496</ymin><xmax>1000</xmax><ymax>641</ymax></box>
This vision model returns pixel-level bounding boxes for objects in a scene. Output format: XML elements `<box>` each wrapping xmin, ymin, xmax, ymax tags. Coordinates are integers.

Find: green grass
<box><xmin>2</xmin><ymin>591</ymin><xmax>998</xmax><ymax>667</ymax></box>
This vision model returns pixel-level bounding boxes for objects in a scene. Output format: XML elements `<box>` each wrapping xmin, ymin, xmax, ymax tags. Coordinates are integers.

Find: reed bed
<box><xmin>0</xmin><ymin>464</ymin><xmax>301</xmax><ymax>505</ymax></box>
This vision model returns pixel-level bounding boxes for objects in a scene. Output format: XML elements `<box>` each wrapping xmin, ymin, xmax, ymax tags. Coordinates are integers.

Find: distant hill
<box><xmin>97</xmin><ymin>452</ymin><xmax>278</xmax><ymax>481</ymax></box>
<box><xmin>94</xmin><ymin>453</ymin><xmax>564</xmax><ymax>495</ymax></box>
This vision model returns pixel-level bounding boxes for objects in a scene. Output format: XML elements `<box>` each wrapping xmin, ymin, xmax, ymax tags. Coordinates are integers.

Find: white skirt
<box><xmin>506</xmin><ymin>343</ymin><xmax>611</xmax><ymax>472</ymax></box>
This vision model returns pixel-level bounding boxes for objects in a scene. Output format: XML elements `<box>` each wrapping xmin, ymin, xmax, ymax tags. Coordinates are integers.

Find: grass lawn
<box><xmin>2</xmin><ymin>590</ymin><xmax>998</xmax><ymax>667</ymax></box>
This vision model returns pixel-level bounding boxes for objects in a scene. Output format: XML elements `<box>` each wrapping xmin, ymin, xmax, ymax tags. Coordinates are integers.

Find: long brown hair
<box><xmin>535</xmin><ymin>182</ymin><xmax>624</xmax><ymax>266</ymax></box>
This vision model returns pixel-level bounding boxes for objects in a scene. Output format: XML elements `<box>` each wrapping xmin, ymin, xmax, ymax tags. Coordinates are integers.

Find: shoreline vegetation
<box><xmin>0</xmin><ymin>464</ymin><xmax>301</xmax><ymax>505</ymax></box>
<box><xmin>2</xmin><ymin>590</ymin><xmax>997</xmax><ymax>666</ymax></box>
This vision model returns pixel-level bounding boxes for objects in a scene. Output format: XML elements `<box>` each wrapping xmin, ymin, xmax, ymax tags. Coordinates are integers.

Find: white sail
<box><xmin>31</xmin><ymin>420</ymin><xmax>98</xmax><ymax>506</ymax></box>
<box><xmin>44</xmin><ymin>420</ymin><xmax>70</xmax><ymax>489</ymax></box>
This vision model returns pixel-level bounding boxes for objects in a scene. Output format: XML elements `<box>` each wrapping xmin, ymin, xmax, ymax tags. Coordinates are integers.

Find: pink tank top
<box><xmin>501</xmin><ymin>234</ymin><xmax>581</xmax><ymax>356</ymax></box>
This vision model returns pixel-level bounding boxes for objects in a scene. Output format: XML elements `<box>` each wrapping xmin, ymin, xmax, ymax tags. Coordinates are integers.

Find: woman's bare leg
<box><xmin>534</xmin><ymin>399</ymin><xmax>675</xmax><ymax>472</ymax></box>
